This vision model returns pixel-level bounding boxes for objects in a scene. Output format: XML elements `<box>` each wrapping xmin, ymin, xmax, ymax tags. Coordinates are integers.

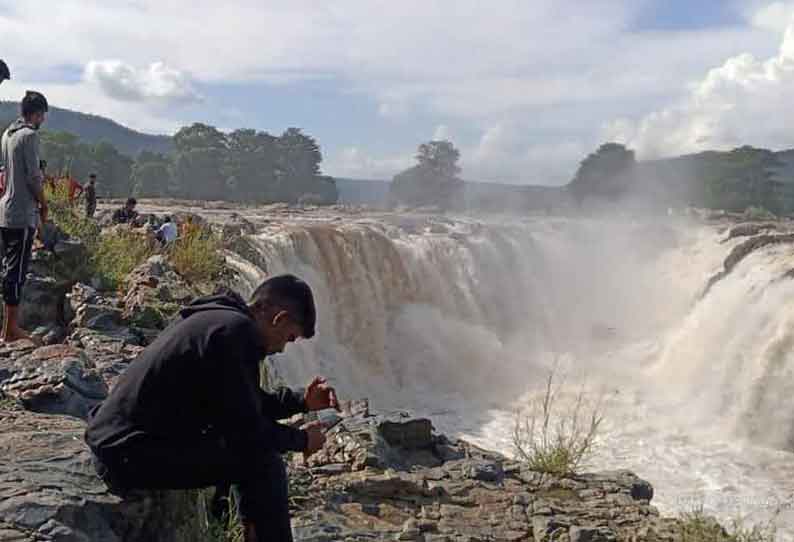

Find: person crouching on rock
<box><xmin>0</xmin><ymin>91</ymin><xmax>49</xmax><ymax>343</ymax></box>
<box><xmin>84</xmin><ymin>275</ymin><xmax>339</xmax><ymax>542</ymax></box>
<box><xmin>111</xmin><ymin>196</ymin><xmax>138</xmax><ymax>225</ymax></box>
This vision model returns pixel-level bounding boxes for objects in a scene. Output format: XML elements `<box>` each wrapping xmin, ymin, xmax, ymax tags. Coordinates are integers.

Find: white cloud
<box><xmin>607</xmin><ymin>14</ymin><xmax>794</xmax><ymax>159</ymax></box>
<box><xmin>750</xmin><ymin>1</ymin><xmax>794</xmax><ymax>32</ymax></box>
<box><xmin>0</xmin><ymin>1</ymin><xmax>787</xmax><ymax>181</ymax></box>
<box><xmin>326</xmin><ymin>146</ymin><xmax>414</xmax><ymax>180</ymax></box>
<box><xmin>85</xmin><ymin>60</ymin><xmax>201</xmax><ymax>104</ymax></box>
<box><xmin>432</xmin><ymin>125</ymin><xmax>450</xmax><ymax>141</ymax></box>
<box><xmin>464</xmin><ymin>124</ymin><xmax>585</xmax><ymax>184</ymax></box>
<box><xmin>325</xmin><ymin>125</ymin><xmax>584</xmax><ymax>184</ymax></box>
<box><xmin>0</xmin><ymin>79</ymin><xmax>182</xmax><ymax>134</ymax></box>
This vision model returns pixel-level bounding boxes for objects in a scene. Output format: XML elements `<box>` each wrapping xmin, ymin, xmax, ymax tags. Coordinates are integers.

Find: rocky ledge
<box><xmin>287</xmin><ymin>403</ymin><xmax>682</xmax><ymax>542</ymax></box>
<box><xmin>0</xmin><ymin>369</ymin><xmax>686</xmax><ymax>542</ymax></box>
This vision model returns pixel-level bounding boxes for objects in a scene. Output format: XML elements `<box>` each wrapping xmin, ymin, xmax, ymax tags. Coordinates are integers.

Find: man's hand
<box><xmin>304</xmin><ymin>376</ymin><xmax>340</xmax><ymax>412</ymax></box>
<box><xmin>302</xmin><ymin>420</ymin><xmax>327</xmax><ymax>458</ymax></box>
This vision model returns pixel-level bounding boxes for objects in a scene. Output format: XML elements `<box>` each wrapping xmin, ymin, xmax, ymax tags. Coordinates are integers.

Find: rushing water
<box><xmin>213</xmin><ymin>208</ymin><xmax>794</xmax><ymax>538</ymax></box>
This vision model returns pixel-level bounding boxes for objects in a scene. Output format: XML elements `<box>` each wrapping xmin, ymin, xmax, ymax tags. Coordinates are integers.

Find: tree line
<box><xmin>33</xmin><ymin>123</ymin><xmax>338</xmax><ymax>204</ymax></box>
<box><xmin>387</xmin><ymin>138</ymin><xmax>794</xmax><ymax>216</ymax></box>
<box><xmin>568</xmin><ymin>143</ymin><xmax>791</xmax><ymax>215</ymax></box>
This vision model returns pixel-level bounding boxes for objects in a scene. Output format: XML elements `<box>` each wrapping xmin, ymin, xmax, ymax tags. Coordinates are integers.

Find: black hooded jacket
<box><xmin>85</xmin><ymin>292</ymin><xmax>308</xmax><ymax>459</ymax></box>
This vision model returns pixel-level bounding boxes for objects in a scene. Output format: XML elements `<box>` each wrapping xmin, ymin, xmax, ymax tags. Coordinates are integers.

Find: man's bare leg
<box><xmin>1</xmin><ymin>304</ymin><xmax>31</xmax><ymax>342</ymax></box>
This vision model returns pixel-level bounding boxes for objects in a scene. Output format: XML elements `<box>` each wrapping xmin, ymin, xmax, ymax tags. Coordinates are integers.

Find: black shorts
<box><xmin>0</xmin><ymin>227</ymin><xmax>35</xmax><ymax>306</ymax></box>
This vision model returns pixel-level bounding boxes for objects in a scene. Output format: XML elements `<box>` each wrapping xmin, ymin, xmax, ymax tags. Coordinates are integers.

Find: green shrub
<box><xmin>678</xmin><ymin>506</ymin><xmax>777</xmax><ymax>542</ymax></box>
<box><xmin>45</xmin><ymin>182</ymin><xmax>100</xmax><ymax>246</ymax></box>
<box><xmin>92</xmin><ymin>229</ymin><xmax>157</xmax><ymax>290</ymax></box>
<box><xmin>513</xmin><ymin>361</ymin><xmax>603</xmax><ymax>477</ymax></box>
<box><xmin>167</xmin><ymin>224</ymin><xmax>224</xmax><ymax>285</ymax></box>
<box><xmin>48</xmin><ymin>182</ymin><xmax>224</xmax><ymax>290</ymax></box>
<box><xmin>202</xmin><ymin>489</ymin><xmax>243</xmax><ymax>542</ymax></box>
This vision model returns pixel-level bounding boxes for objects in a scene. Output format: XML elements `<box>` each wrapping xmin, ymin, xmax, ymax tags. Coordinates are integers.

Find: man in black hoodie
<box><xmin>85</xmin><ymin>274</ymin><xmax>337</xmax><ymax>542</ymax></box>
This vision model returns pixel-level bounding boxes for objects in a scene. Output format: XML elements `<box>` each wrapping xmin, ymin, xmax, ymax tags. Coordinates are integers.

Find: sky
<box><xmin>1</xmin><ymin>1</ymin><xmax>794</xmax><ymax>185</ymax></box>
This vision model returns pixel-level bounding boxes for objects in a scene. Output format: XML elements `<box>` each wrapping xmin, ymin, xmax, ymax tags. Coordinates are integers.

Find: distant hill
<box><xmin>0</xmin><ymin>101</ymin><xmax>173</xmax><ymax>156</ymax></box>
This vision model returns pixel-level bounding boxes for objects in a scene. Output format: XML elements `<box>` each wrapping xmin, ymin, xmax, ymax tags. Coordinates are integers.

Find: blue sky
<box><xmin>631</xmin><ymin>1</ymin><xmax>744</xmax><ymax>30</ymax></box>
<box><xmin>1</xmin><ymin>1</ymin><xmax>793</xmax><ymax>184</ymax></box>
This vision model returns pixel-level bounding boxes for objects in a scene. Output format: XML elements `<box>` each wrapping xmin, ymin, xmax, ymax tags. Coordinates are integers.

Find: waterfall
<box><xmin>221</xmin><ymin>210</ymin><xmax>794</xmax><ymax>534</ymax></box>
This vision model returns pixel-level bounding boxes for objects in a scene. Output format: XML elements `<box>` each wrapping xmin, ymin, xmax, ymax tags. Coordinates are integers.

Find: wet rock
<box><xmin>725</xmin><ymin>222</ymin><xmax>781</xmax><ymax>241</ymax></box>
<box><xmin>705</xmin><ymin>233</ymin><xmax>794</xmax><ymax>296</ymax></box>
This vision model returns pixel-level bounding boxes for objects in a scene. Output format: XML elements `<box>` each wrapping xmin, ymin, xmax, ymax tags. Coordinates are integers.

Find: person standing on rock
<box><xmin>0</xmin><ymin>91</ymin><xmax>49</xmax><ymax>343</ymax></box>
<box><xmin>85</xmin><ymin>275</ymin><xmax>339</xmax><ymax>542</ymax></box>
<box><xmin>84</xmin><ymin>174</ymin><xmax>97</xmax><ymax>218</ymax></box>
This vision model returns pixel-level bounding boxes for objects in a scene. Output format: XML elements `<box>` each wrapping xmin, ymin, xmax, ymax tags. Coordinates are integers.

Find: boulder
<box><xmin>378</xmin><ymin>415</ymin><xmax>434</xmax><ymax>449</ymax></box>
<box><xmin>0</xmin><ymin>344</ymin><xmax>107</xmax><ymax>420</ymax></box>
<box><xmin>221</xmin><ymin>213</ymin><xmax>257</xmax><ymax>241</ymax></box>
<box><xmin>123</xmin><ymin>256</ymin><xmax>197</xmax><ymax>330</ymax></box>
<box><xmin>0</xmin><ymin>407</ymin><xmax>210</xmax><ymax>542</ymax></box>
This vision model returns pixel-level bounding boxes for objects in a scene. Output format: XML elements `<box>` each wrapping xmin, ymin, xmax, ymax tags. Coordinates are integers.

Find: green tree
<box><xmin>91</xmin><ymin>141</ymin><xmax>133</xmax><ymax>197</ymax></box>
<box><xmin>226</xmin><ymin>129</ymin><xmax>279</xmax><ymax>201</ymax></box>
<box><xmin>699</xmin><ymin>146</ymin><xmax>784</xmax><ymax>214</ymax></box>
<box><xmin>568</xmin><ymin>143</ymin><xmax>636</xmax><ymax>204</ymax></box>
<box><xmin>389</xmin><ymin>140</ymin><xmax>464</xmax><ymax>210</ymax></box>
<box><xmin>39</xmin><ymin>131</ymin><xmax>133</xmax><ymax>197</ymax></box>
<box><xmin>172</xmin><ymin>123</ymin><xmax>227</xmax><ymax>200</ymax></box>
<box><xmin>416</xmin><ymin>140</ymin><xmax>461</xmax><ymax>178</ymax></box>
<box><xmin>272</xmin><ymin>128</ymin><xmax>332</xmax><ymax>203</ymax></box>
<box><xmin>132</xmin><ymin>151</ymin><xmax>173</xmax><ymax>198</ymax></box>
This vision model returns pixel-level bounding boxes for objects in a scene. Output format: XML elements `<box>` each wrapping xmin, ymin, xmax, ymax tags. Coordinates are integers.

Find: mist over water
<box><xmin>224</xmin><ymin>211</ymin><xmax>794</xmax><ymax>537</ymax></box>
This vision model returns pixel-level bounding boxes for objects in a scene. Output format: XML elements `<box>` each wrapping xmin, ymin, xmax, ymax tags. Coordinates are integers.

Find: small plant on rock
<box><xmin>167</xmin><ymin>223</ymin><xmax>224</xmax><ymax>285</ymax></box>
<box><xmin>678</xmin><ymin>506</ymin><xmax>777</xmax><ymax>542</ymax></box>
<box><xmin>92</xmin><ymin>229</ymin><xmax>157</xmax><ymax>290</ymax></box>
<box><xmin>512</xmin><ymin>359</ymin><xmax>603</xmax><ymax>477</ymax></box>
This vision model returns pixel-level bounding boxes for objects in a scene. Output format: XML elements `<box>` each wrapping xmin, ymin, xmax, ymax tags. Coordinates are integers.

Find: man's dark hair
<box><xmin>250</xmin><ymin>274</ymin><xmax>316</xmax><ymax>338</ymax></box>
<box><xmin>126</xmin><ymin>197</ymin><xmax>137</xmax><ymax>207</ymax></box>
<box><xmin>89</xmin><ymin>173</ymin><xmax>96</xmax><ymax>179</ymax></box>
<box><xmin>0</xmin><ymin>60</ymin><xmax>10</xmax><ymax>81</ymax></box>
<box><xmin>164</xmin><ymin>216</ymin><xmax>171</xmax><ymax>223</ymax></box>
<box><xmin>21</xmin><ymin>90</ymin><xmax>48</xmax><ymax>117</ymax></box>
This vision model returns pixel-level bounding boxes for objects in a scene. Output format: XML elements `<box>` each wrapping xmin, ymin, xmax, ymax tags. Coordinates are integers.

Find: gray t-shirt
<box><xmin>0</xmin><ymin>118</ymin><xmax>42</xmax><ymax>229</ymax></box>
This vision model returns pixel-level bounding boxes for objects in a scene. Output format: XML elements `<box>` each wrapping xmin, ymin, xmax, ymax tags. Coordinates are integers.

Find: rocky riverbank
<box><xmin>2</xmin><ymin>210</ymin><xmax>786</xmax><ymax>541</ymax></box>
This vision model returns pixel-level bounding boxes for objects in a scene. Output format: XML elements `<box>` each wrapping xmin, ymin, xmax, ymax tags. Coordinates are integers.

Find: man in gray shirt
<box><xmin>0</xmin><ymin>91</ymin><xmax>49</xmax><ymax>342</ymax></box>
